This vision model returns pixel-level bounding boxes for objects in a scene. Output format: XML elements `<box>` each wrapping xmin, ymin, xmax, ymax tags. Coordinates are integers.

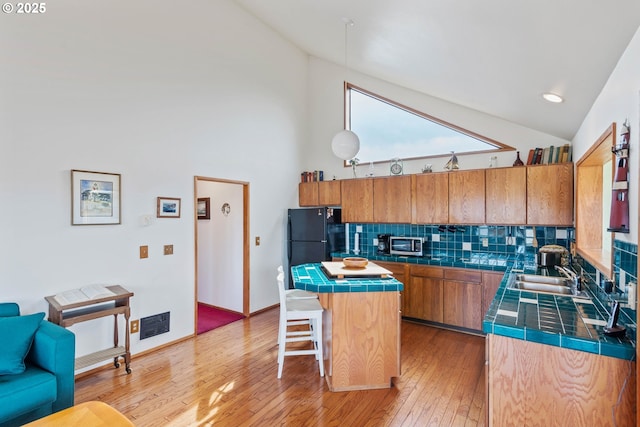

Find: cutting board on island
<box><xmin>321</xmin><ymin>261</ymin><xmax>393</xmax><ymax>279</ymax></box>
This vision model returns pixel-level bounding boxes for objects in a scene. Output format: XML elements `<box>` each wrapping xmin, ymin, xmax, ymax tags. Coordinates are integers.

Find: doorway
<box><xmin>194</xmin><ymin>176</ymin><xmax>250</xmax><ymax>334</ymax></box>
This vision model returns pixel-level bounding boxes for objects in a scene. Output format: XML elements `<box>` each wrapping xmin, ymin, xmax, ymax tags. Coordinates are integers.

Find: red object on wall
<box><xmin>608</xmin><ymin>119</ymin><xmax>630</xmax><ymax>233</ymax></box>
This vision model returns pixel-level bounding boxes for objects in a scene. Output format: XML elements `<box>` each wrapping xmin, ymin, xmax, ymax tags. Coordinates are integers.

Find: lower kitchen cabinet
<box><xmin>404</xmin><ymin>264</ymin><xmax>500</xmax><ymax>333</ymax></box>
<box><xmin>487</xmin><ymin>334</ymin><xmax>635</xmax><ymax>427</ymax></box>
<box><xmin>443</xmin><ymin>269</ymin><xmax>483</xmax><ymax>330</ymax></box>
<box><xmin>406</xmin><ymin>265</ymin><xmax>444</xmax><ymax>323</ymax></box>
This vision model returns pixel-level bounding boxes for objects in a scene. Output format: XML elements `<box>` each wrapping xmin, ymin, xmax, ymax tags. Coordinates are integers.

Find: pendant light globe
<box><xmin>331</xmin><ymin>18</ymin><xmax>360</xmax><ymax>161</ymax></box>
<box><xmin>331</xmin><ymin>129</ymin><xmax>360</xmax><ymax>160</ymax></box>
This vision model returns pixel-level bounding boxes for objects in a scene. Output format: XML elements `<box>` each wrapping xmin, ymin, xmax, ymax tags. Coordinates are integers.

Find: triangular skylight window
<box><xmin>346</xmin><ymin>83</ymin><xmax>513</xmax><ymax>164</ymax></box>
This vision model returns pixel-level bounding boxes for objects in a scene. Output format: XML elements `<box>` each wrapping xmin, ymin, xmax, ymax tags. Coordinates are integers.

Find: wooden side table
<box><xmin>45</xmin><ymin>285</ymin><xmax>134</xmax><ymax>373</ymax></box>
<box><xmin>23</xmin><ymin>401</ymin><xmax>134</xmax><ymax>426</ymax></box>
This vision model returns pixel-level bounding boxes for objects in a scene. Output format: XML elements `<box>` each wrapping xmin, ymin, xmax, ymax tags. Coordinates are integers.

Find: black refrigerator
<box><xmin>287</xmin><ymin>208</ymin><xmax>345</xmax><ymax>286</ymax></box>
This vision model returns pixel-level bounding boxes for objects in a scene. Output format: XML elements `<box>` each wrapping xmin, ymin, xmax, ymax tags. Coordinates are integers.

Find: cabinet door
<box><xmin>373</xmin><ymin>176</ymin><xmax>412</xmax><ymax>223</ymax></box>
<box><xmin>298</xmin><ymin>182</ymin><xmax>318</xmax><ymax>207</ymax></box>
<box><xmin>485</xmin><ymin>167</ymin><xmax>527</xmax><ymax>224</ymax></box>
<box><xmin>443</xmin><ymin>280</ymin><xmax>483</xmax><ymax>330</ymax></box>
<box><xmin>413</xmin><ymin>172</ymin><xmax>449</xmax><ymax>224</ymax></box>
<box><xmin>341</xmin><ymin>179</ymin><xmax>374</xmax><ymax>223</ymax></box>
<box><xmin>318</xmin><ymin>180</ymin><xmax>342</xmax><ymax>206</ymax></box>
<box><xmin>376</xmin><ymin>261</ymin><xmax>408</xmax><ymax>313</ymax></box>
<box><xmin>448</xmin><ymin>170</ymin><xmax>485</xmax><ymax>224</ymax></box>
<box><xmin>482</xmin><ymin>272</ymin><xmax>504</xmax><ymax>318</ymax></box>
<box><xmin>526</xmin><ymin>163</ymin><xmax>573</xmax><ymax>225</ymax></box>
<box><xmin>405</xmin><ymin>276</ymin><xmax>443</xmax><ymax>322</ymax></box>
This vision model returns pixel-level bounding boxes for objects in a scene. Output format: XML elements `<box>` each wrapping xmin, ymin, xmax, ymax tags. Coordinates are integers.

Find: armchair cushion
<box><xmin>0</xmin><ymin>312</ymin><xmax>45</xmax><ymax>375</ymax></box>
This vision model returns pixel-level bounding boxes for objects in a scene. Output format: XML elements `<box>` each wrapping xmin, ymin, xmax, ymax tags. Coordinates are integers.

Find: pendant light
<box><xmin>331</xmin><ymin>18</ymin><xmax>360</xmax><ymax>161</ymax></box>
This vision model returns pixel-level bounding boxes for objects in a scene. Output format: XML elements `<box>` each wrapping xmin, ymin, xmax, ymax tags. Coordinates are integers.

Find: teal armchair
<box><xmin>0</xmin><ymin>303</ymin><xmax>75</xmax><ymax>427</ymax></box>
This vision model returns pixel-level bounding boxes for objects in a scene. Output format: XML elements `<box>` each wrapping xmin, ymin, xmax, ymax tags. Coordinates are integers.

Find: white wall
<box><xmin>196</xmin><ymin>180</ymin><xmax>243</xmax><ymax>312</ymax></box>
<box><xmin>573</xmin><ymin>26</ymin><xmax>640</xmax><ymax>245</ymax></box>
<box><xmin>0</xmin><ymin>0</ymin><xmax>307</xmax><ymax>358</ymax></box>
<box><xmin>306</xmin><ymin>56</ymin><xmax>572</xmax><ymax>179</ymax></box>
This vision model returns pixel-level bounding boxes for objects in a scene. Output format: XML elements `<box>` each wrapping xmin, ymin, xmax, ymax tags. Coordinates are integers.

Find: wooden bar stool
<box><xmin>276</xmin><ymin>272</ymin><xmax>324</xmax><ymax>379</ymax></box>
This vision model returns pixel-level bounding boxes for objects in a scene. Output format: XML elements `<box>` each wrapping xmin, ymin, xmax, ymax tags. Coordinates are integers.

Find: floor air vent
<box><xmin>140</xmin><ymin>312</ymin><xmax>170</xmax><ymax>340</ymax></box>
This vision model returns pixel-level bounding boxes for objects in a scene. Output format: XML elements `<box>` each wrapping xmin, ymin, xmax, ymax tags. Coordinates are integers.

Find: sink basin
<box><xmin>509</xmin><ymin>274</ymin><xmax>580</xmax><ymax>297</ymax></box>
<box><xmin>512</xmin><ymin>281</ymin><xmax>573</xmax><ymax>295</ymax></box>
<box><xmin>515</xmin><ymin>274</ymin><xmax>568</xmax><ymax>286</ymax></box>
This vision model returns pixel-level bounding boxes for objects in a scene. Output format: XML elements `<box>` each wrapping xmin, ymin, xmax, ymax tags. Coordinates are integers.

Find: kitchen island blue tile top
<box><xmin>483</xmin><ymin>264</ymin><xmax>636</xmax><ymax>361</ymax></box>
<box><xmin>291</xmin><ymin>263</ymin><xmax>403</xmax><ymax>293</ymax></box>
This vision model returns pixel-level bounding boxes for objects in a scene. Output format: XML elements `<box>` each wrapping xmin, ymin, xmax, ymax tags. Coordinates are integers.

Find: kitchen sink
<box><xmin>508</xmin><ymin>274</ymin><xmax>589</xmax><ymax>298</ymax></box>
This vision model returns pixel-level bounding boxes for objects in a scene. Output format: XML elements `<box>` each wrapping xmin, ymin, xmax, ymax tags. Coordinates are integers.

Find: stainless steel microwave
<box><xmin>390</xmin><ymin>236</ymin><xmax>423</xmax><ymax>256</ymax></box>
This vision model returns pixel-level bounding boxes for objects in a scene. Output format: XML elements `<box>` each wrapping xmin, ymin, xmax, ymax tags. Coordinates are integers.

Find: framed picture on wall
<box><xmin>71</xmin><ymin>169</ymin><xmax>121</xmax><ymax>225</ymax></box>
<box><xmin>157</xmin><ymin>197</ymin><xmax>181</xmax><ymax>218</ymax></box>
<box><xmin>197</xmin><ymin>197</ymin><xmax>210</xmax><ymax>220</ymax></box>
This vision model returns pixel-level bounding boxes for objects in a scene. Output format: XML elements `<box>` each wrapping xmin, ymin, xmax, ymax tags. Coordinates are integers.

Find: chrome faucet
<box><xmin>555</xmin><ymin>266</ymin><xmax>582</xmax><ymax>294</ymax></box>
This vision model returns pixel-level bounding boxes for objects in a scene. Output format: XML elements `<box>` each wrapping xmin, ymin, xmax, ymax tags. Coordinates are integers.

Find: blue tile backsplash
<box><xmin>347</xmin><ymin>223</ymin><xmax>572</xmax><ymax>261</ymax></box>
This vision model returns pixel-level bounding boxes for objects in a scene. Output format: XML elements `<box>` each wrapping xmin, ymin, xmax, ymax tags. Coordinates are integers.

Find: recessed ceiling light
<box><xmin>542</xmin><ymin>93</ymin><xmax>564</xmax><ymax>103</ymax></box>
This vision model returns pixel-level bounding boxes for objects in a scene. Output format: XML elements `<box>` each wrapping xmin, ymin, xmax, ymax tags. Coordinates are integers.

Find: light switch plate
<box><xmin>164</xmin><ymin>244</ymin><xmax>173</xmax><ymax>255</ymax></box>
<box><xmin>140</xmin><ymin>245</ymin><xmax>149</xmax><ymax>259</ymax></box>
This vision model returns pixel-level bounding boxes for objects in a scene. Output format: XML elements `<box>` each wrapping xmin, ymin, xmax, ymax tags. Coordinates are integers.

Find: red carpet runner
<box><xmin>197</xmin><ymin>302</ymin><xmax>245</xmax><ymax>334</ymax></box>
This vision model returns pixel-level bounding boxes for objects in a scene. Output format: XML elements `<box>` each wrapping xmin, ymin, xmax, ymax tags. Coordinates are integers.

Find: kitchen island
<box><xmin>291</xmin><ymin>262</ymin><xmax>403</xmax><ymax>392</ymax></box>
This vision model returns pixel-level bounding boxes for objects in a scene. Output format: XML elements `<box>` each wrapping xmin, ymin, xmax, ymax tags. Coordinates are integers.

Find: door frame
<box><xmin>194</xmin><ymin>176</ymin><xmax>250</xmax><ymax>333</ymax></box>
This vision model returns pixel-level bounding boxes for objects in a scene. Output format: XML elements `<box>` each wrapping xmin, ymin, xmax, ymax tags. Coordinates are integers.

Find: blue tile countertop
<box><xmin>483</xmin><ymin>259</ymin><xmax>636</xmax><ymax>361</ymax></box>
<box><xmin>332</xmin><ymin>252</ymin><xmax>513</xmax><ymax>272</ymax></box>
<box><xmin>291</xmin><ymin>263</ymin><xmax>403</xmax><ymax>293</ymax></box>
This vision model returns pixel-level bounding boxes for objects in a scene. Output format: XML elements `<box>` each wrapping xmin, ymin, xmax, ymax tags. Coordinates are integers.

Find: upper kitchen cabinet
<box><xmin>485</xmin><ymin>167</ymin><xmax>527</xmax><ymax>225</ymax></box>
<box><xmin>413</xmin><ymin>172</ymin><xmax>449</xmax><ymax>224</ymax></box>
<box><xmin>526</xmin><ymin>163</ymin><xmax>573</xmax><ymax>226</ymax></box>
<box><xmin>298</xmin><ymin>182</ymin><xmax>319</xmax><ymax>207</ymax></box>
<box><xmin>448</xmin><ymin>170</ymin><xmax>485</xmax><ymax>224</ymax></box>
<box><xmin>341</xmin><ymin>178</ymin><xmax>374</xmax><ymax>223</ymax></box>
<box><xmin>298</xmin><ymin>181</ymin><xmax>342</xmax><ymax>207</ymax></box>
<box><xmin>373</xmin><ymin>176</ymin><xmax>412</xmax><ymax>223</ymax></box>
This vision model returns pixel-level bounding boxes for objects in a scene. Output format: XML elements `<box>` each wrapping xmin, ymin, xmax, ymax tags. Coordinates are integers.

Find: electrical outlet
<box><xmin>130</xmin><ymin>320</ymin><xmax>140</xmax><ymax>333</ymax></box>
<box><xmin>140</xmin><ymin>245</ymin><xmax>148</xmax><ymax>259</ymax></box>
<box><xmin>481</xmin><ymin>238</ymin><xmax>489</xmax><ymax>247</ymax></box>
<box><xmin>164</xmin><ymin>244</ymin><xmax>173</xmax><ymax>255</ymax></box>
<box><xmin>255</xmin><ymin>236</ymin><xmax>260</xmax><ymax>246</ymax></box>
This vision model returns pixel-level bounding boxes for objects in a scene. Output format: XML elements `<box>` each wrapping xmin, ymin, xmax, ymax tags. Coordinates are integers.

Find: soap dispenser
<box><xmin>628</xmin><ymin>282</ymin><xmax>636</xmax><ymax>310</ymax></box>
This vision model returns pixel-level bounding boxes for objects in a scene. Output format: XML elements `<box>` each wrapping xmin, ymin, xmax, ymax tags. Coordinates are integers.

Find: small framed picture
<box><xmin>197</xmin><ymin>197</ymin><xmax>210</xmax><ymax>220</ymax></box>
<box><xmin>71</xmin><ymin>169</ymin><xmax>121</xmax><ymax>225</ymax></box>
<box><xmin>157</xmin><ymin>197</ymin><xmax>181</xmax><ymax>218</ymax></box>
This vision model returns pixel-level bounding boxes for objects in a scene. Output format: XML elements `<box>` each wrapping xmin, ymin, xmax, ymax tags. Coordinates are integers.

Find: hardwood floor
<box><xmin>75</xmin><ymin>308</ymin><xmax>486</xmax><ymax>426</ymax></box>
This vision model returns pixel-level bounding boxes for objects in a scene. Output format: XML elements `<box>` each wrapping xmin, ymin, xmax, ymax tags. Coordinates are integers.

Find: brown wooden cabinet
<box><xmin>442</xmin><ymin>269</ymin><xmax>483</xmax><ymax>330</ymax></box>
<box><xmin>487</xmin><ymin>334</ymin><xmax>635</xmax><ymax>427</ymax></box>
<box><xmin>526</xmin><ymin>163</ymin><xmax>573</xmax><ymax>226</ymax></box>
<box><xmin>298</xmin><ymin>181</ymin><xmax>342</xmax><ymax>207</ymax></box>
<box><xmin>448</xmin><ymin>169</ymin><xmax>485</xmax><ymax>224</ymax></box>
<box><xmin>318</xmin><ymin>180</ymin><xmax>342</xmax><ymax>206</ymax></box>
<box><xmin>376</xmin><ymin>261</ymin><xmax>409</xmax><ymax>313</ymax></box>
<box><xmin>341</xmin><ymin>178</ymin><xmax>374</xmax><ymax>223</ymax></box>
<box><xmin>485</xmin><ymin>167</ymin><xmax>527</xmax><ymax>225</ymax></box>
<box><xmin>413</xmin><ymin>172</ymin><xmax>449</xmax><ymax>224</ymax></box>
<box><xmin>406</xmin><ymin>265</ymin><xmax>444</xmax><ymax>322</ymax></box>
<box><xmin>298</xmin><ymin>182</ymin><xmax>319</xmax><ymax>207</ymax></box>
<box><xmin>373</xmin><ymin>175</ymin><xmax>412</xmax><ymax>223</ymax></box>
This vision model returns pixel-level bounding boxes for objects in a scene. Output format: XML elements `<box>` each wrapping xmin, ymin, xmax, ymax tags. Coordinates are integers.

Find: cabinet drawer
<box><xmin>410</xmin><ymin>265</ymin><xmax>444</xmax><ymax>278</ymax></box>
<box><xmin>444</xmin><ymin>269</ymin><xmax>482</xmax><ymax>283</ymax></box>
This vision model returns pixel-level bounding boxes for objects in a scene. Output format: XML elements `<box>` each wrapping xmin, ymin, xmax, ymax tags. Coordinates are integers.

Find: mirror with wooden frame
<box><xmin>575</xmin><ymin>123</ymin><xmax>615</xmax><ymax>278</ymax></box>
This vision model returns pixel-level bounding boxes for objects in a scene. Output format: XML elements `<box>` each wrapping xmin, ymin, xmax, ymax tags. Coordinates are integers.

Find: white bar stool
<box><xmin>278</xmin><ymin>265</ymin><xmax>318</xmax><ymax>300</ymax></box>
<box><xmin>276</xmin><ymin>272</ymin><xmax>324</xmax><ymax>379</ymax></box>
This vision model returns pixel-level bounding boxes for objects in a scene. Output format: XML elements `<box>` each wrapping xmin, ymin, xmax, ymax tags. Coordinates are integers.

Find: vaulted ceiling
<box><xmin>234</xmin><ymin>0</ymin><xmax>640</xmax><ymax>140</ymax></box>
